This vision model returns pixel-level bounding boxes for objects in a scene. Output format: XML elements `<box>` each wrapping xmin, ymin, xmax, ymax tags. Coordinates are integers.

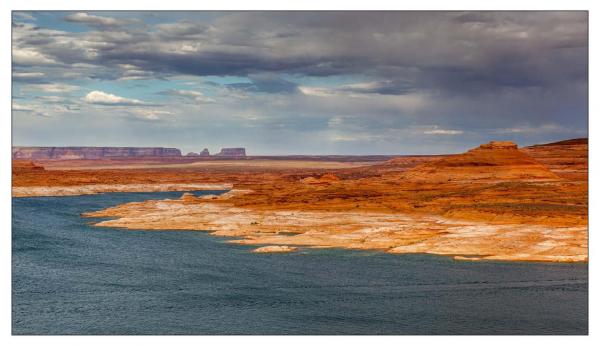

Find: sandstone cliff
<box><xmin>12</xmin><ymin>146</ymin><xmax>182</xmax><ymax>160</ymax></box>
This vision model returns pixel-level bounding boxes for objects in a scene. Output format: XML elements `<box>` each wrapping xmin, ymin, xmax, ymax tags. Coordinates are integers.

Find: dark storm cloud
<box><xmin>337</xmin><ymin>80</ymin><xmax>416</xmax><ymax>95</ymax></box>
<box><xmin>12</xmin><ymin>11</ymin><xmax>587</xmax><ymax>97</ymax></box>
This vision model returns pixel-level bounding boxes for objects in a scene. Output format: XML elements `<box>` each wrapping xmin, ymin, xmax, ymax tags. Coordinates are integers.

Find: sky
<box><xmin>12</xmin><ymin>11</ymin><xmax>588</xmax><ymax>155</ymax></box>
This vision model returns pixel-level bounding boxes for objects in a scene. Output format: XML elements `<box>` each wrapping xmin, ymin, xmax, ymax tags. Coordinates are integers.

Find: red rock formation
<box><xmin>12</xmin><ymin>160</ymin><xmax>44</xmax><ymax>173</ymax></box>
<box><xmin>301</xmin><ymin>173</ymin><xmax>341</xmax><ymax>185</ymax></box>
<box><xmin>522</xmin><ymin>138</ymin><xmax>588</xmax><ymax>181</ymax></box>
<box><xmin>400</xmin><ymin>141</ymin><xmax>559</xmax><ymax>182</ymax></box>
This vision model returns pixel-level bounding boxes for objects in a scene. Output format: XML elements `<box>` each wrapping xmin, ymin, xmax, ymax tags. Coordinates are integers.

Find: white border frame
<box><xmin>1</xmin><ymin>1</ymin><xmax>595</xmax><ymax>344</ymax></box>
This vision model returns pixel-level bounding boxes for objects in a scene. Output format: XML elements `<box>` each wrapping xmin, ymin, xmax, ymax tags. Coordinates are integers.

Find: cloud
<box><xmin>116</xmin><ymin>64</ymin><xmax>155</xmax><ymax>80</ymax></box>
<box><xmin>12</xmin><ymin>12</ymin><xmax>587</xmax><ymax>94</ymax></box>
<box><xmin>160</xmin><ymin>89</ymin><xmax>215</xmax><ymax>103</ymax></box>
<box><xmin>329</xmin><ymin>133</ymin><xmax>385</xmax><ymax>142</ymax></box>
<box><xmin>10</xmin><ymin>12</ymin><xmax>588</xmax><ymax>154</ymax></box>
<box><xmin>84</xmin><ymin>90</ymin><xmax>152</xmax><ymax>106</ymax></box>
<box><xmin>12</xmin><ymin>48</ymin><xmax>57</xmax><ymax>66</ymax></box>
<box><xmin>12</xmin><ymin>102</ymin><xmax>74</xmax><ymax>117</ymax></box>
<box><xmin>337</xmin><ymin>80</ymin><xmax>415</xmax><ymax>95</ymax></box>
<box><xmin>493</xmin><ymin>123</ymin><xmax>567</xmax><ymax>134</ymax></box>
<box><xmin>127</xmin><ymin>109</ymin><xmax>174</xmax><ymax>121</ymax></box>
<box><xmin>156</xmin><ymin>21</ymin><xmax>208</xmax><ymax>38</ymax></box>
<box><xmin>64</xmin><ymin>12</ymin><xmax>130</xmax><ymax>28</ymax></box>
<box><xmin>12</xmin><ymin>103</ymin><xmax>34</xmax><ymax>112</ymax></box>
<box><xmin>12</xmin><ymin>71</ymin><xmax>45</xmax><ymax>81</ymax></box>
<box><xmin>25</xmin><ymin>83</ymin><xmax>79</xmax><ymax>93</ymax></box>
<box><xmin>13</xmin><ymin>12</ymin><xmax>36</xmax><ymax>21</ymax></box>
<box><xmin>423</xmin><ymin>128</ymin><xmax>464</xmax><ymax>135</ymax></box>
<box><xmin>226</xmin><ymin>74</ymin><xmax>299</xmax><ymax>94</ymax></box>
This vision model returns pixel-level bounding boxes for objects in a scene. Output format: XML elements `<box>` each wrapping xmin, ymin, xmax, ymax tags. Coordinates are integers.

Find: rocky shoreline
<box><xmin>82</xmin><ymin>190</ymin><xmax>587</xmax><ymax>262</ymax></box>
<box><xmin>12</xmin><ymin>183</ymin><xmax>232</xmax><ymax>197</ymax></box>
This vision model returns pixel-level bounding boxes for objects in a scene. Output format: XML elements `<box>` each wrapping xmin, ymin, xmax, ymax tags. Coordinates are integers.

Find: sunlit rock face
<box><xmin>400</xmin><ymin>141</ymin><xmax>559</xmax><ymax>182</ymax></box>
<box><xmin>12</xmin><ymin>146</ymin><xmax>182</xmax><ymax>159</ymax></box>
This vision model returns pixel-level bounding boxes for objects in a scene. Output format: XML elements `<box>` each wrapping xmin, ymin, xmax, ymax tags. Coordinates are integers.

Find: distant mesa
<box><xmin>12</xmin><ymin>146</ymin><xmax>182</xmax><ymax>160</ymax></box>
<box><xmin>12</xmin><ymin>146</ymin><xmax>248</xmax><ymax>160</ymax></box>
<box><xmin>186</xmin><ymin>149</ymin><xmax>210</xmax><ymax>157</ymax></box>
<box><xmin>215</xmin><ymin>147</ymin><xmax>246</xmax><ymax>157</ymax></box>
<box><xmin>400</xmin><ymin>140</ymin><xmax>560</xmax><ymax>182</ymax></box>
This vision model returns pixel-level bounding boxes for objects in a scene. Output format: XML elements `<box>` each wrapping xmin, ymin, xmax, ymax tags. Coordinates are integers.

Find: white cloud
<box><xmin>495</xmin><ymin>123</ymin><xmax>564</xmax><ymax>134</ymax></box>
<box><xmin>12</xmin><ymin>103</ymin><xmax>34</xmax><ymax>112</ymax></box>
<box><xmin>13</xmin><ymin>12</ymin><xmax>36</xmax><ymax>21</ymax></box>
<box><xmin>423</xmin><ymin>127</ymin><xmax>464</xmax><ymax>135</ymax></box>
<box><xmin>64</xmin><ymin>12</ymin><xmax>125</xmax><ymax>27</ymax></box>
<box><xmin>12</xmin><ymin>48</ymin><xmax>57</xmax><ymax>65</ymax></box>
<box><xmin>84</xmin><ymin>90</ymin><xmax>150</xmax><ymax>106</ymax></box>
<box><xmin>11</xmin><ymin>103</ymin><xmax>72</xmax><ymax>117</ymax></box>
<box><xmin>165</xmin><ymin>89</ymin><xmax>215</xmax><ymax>103</ymax></box>
<box><xmin>117</xmin><ymin>64</ymin><xmax>155</xmax><ymax>80</ymax></box>
<box><xmin>329</xmin><ymin>133</ymin><xmax>385</xmax><ymax>142</ymax></box>
<box><xmin>12</xmin><ymin>72</ymin><xmax>45</xmax><ymax>79</ymax></box>
<box><xmin>298</xmin><ymin>86</ymin><xmax>335</xmax><ymax>97</ymax></box>
<box><xmin>128</xmin><ymin>109</ymin><xmax>174</xmax><ymax>121</ymax></box>
<box><xmin>26</xmin><ymin>83</ymin><xmax>79</xmax><ymax>93</ymax></box>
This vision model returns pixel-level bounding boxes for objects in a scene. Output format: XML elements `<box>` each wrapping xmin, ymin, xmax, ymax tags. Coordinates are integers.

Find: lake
<box><xmin>12</xmin><ymin>191</ymin><xmax>588</xmax><ymax>334</ymax></box>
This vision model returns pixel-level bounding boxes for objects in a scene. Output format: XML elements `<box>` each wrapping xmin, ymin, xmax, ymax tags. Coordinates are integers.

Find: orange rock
<box><xmin>401</xmin><ymin>140</ymin><xmax>559</xmax><ymax>182</ymax></box>
<box><xmin>301</xmin><ymin>173</ymin><xmax>340</xmax><ymax>185</ymax></box>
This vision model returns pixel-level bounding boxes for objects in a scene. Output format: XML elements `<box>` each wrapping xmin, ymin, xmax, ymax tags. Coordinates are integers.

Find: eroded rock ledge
<box><xmin>82</xmin><ymin>191</ymin><xmax>587</xmax><ymax>263</ymax></box>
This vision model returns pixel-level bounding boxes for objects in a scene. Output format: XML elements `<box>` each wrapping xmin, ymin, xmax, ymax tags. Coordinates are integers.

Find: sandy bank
<box><xmin>12</xmin><ymin>183</ymin><xmax>232</xmax><ymax>197</ymax></box>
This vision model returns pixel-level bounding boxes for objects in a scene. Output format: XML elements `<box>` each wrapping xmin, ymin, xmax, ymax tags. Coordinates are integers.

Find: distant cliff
<box><xmin>12</xmin><ymin>146</ymin><xmax>182</xmax><ymax>160</ymax></box>
<box><xmin>215</xmin><ymin>148</ymin><xmax>246</xmax><ymax>157</ymax></box>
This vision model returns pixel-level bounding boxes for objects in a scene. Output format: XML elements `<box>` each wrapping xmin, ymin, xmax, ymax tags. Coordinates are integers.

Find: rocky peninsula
<box><xmin>78</xmin><ymin>140</ymin><xmax>588</xmax><ymax>262</ymax></box>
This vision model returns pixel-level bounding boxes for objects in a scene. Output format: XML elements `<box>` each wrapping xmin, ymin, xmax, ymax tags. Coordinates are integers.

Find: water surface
<box><xmin>12</xmin><ymin>191</ymin><xmax>588</xmax><ymax>334</ymax></box>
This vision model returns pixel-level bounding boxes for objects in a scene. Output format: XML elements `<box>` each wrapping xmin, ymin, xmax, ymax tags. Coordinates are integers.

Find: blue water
<box><xmin>12</xmin><ymin>191</ymin><xmax>588</xmax><ymax>335</ymax></box>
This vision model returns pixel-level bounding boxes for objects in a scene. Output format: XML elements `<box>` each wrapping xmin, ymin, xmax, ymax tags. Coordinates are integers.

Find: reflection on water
<box><xmin>12</xmin><ymin>191</ymin><xmax>588</xmax><ymax>334</ymax></box>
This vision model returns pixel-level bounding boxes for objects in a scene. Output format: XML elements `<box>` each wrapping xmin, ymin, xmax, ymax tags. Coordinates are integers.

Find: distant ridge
<box><xmin>533</xmin><ymin>138</ymin><xmax>587</xmax><ymax>146</ymax></box>
<box><xmin>12</xmin><ymin>146</ymin><xmax>182</xmax><ymax>160</ymax></box>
